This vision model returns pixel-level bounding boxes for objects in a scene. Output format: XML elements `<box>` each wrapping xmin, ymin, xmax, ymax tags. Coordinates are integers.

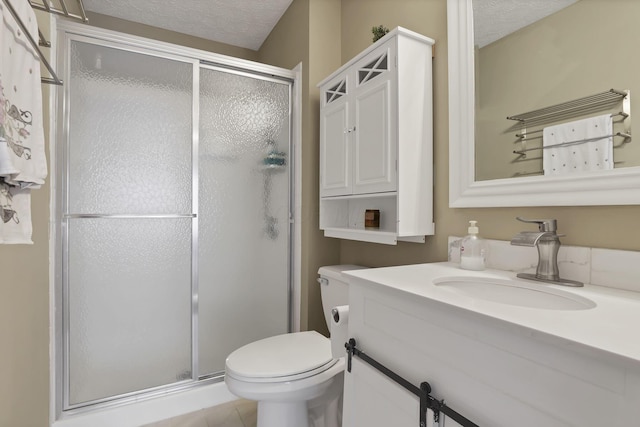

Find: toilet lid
<box><xmin>225</xmin><ymin>331</ymin><xmax>334</xmax><ymax>381</ymax></box>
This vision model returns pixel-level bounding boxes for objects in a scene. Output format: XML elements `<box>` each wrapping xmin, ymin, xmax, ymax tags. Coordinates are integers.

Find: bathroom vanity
<box><xmin>342</xmin><ymin>263</ymin><xmax>640</xmax><ymax>427</ymax></box>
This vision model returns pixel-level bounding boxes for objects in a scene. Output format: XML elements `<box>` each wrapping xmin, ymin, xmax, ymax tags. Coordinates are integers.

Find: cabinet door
<box><xmin>343</xmin><ymin>358</ymin><xmax>420</xmax><ymax>427</ymax></box>
<box><xmin>320</xmin><ymin>78</ymin><xmax>351</xmax><ymax>197</ymax></box>
<box><xmin>353</xmin><ymin>46</ymin><xmax>397</xmax><ymax>195</ymax></box>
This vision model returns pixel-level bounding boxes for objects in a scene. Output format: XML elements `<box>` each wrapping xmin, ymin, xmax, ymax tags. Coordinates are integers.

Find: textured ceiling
<box><xmin>473</xmin><ymin>0</ymin><xmax>578</xmax><ymax>48</ymax></box>
<box><xmin>83</xmin><ymin>1</ymin><xmax>578</xmax><ymax>52</ymax></box>
<box><xmin>82</xmin><ymin>0</ymin><xmax>294</xmax><ymax>51</ymax></box>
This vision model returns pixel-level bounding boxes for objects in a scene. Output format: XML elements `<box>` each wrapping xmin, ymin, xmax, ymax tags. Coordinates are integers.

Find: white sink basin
<box><xmin>433</xmin><ymin>277</ymin><xmax>596</xmax><ymax>310</ymax></box>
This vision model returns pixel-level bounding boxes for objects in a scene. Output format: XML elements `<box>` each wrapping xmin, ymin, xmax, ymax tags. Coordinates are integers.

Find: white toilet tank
<box><xmin>317</xmin><ymin>265</ymin><xmax>368</xmax><ymax>330</ymax></box>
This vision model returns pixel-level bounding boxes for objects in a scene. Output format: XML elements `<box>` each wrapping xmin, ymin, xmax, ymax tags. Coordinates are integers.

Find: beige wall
<box><xmin>0</xmin><ymin>10</ymin><xmax>52</xmax><ymax>427</ymax></box>
<box><xmin>258</xmin><ymin>0</ymin><xmax>342</xmax><ymax>335</ymax></box>
<box><xmin>0</xmin><ymin>186</ymin><xmax>50</xmax><ymax>427</ymax></box>
<box><xmin>4</xmin><ymin>1</ymin><xmax>640</xmax><ymax>426</ymax></box>
<box><xmin>0</xmin><ymin>138</ymin><xmax>50</xmax><ymax>425</ymax></box>
<box><xmin>475</xmin><ymin>0</ymin><xmax>640</xmax><ymax>180</ymax></box>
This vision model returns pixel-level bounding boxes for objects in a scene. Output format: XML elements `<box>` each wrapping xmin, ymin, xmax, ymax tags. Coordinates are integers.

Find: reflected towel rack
<box><xmin>514</xmin><ymin>111</ymin><xmax>629</xmax><ymax>140</ymax></box>
<box><xmin>507</xmin><ymin>89</ymin><xmax>629</xmax><ymax>124</ymax></box>
<box><xmin>508</xmin><ymin>89</ymin><xmax>631</xmax><ymax>159</ymax></box>
<box><xmin>2</xmin><ymin>0</ymin><xmax>88</xmax><ymax>85</ymax></box>
<box><xmin>513</xmin><ymin>131</ymin><xmax>631</xmax><ymax>155</ymax></box>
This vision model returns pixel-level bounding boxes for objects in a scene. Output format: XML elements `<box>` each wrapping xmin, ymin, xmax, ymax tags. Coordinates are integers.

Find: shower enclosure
<box><xmin>55</xmin><ymin>26</ymin><xmax>295</xmax><ymax>412</ymax></box>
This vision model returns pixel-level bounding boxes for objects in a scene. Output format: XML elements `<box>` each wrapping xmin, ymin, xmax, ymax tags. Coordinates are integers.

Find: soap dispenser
<box><xmin>460</xmin><ymin>220</ymin><xmax>487</xmax><ymax>271</ymax></box>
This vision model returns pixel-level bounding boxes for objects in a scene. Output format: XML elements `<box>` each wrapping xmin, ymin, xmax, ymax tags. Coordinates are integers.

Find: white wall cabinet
<box><xmin>318</xmin><ymin>27</ymin><xmax>435</xmax><ymax>245</ymax></box>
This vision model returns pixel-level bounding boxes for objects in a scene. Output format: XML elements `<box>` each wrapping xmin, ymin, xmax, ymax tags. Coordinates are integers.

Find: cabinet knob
<box><xmin>344</xmin><ymin>126</ymin><xmax>356</xmax><ymax>134</ymax></box>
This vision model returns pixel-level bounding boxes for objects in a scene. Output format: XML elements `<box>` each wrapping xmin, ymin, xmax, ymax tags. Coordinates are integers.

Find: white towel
<box><xmin>542</xmin><ymin>114</ymin><xmax>614</xmax><ymax>176</ymax></box>
<box><xmin>0</xmin><ymin>0</ymin><xmax>47</xmax><ymax>189</ymax></box>
<box><xmin>0</xmin><ymin>180</ymin><xmax>32</xmax><ymax>244</ymax></box>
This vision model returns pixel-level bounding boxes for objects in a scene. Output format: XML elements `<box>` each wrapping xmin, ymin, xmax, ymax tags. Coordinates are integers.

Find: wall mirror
<box><xmin>448</xmin><ymin>0</ymin><xmax>640</xmax><ymax>207</ymax></box>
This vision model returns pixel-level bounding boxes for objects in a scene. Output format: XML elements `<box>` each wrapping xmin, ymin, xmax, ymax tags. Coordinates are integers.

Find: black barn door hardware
<box><xmin>346</xmin><ymin>338</ymin><xmax>480</xmax><ymax>427</ymax></box>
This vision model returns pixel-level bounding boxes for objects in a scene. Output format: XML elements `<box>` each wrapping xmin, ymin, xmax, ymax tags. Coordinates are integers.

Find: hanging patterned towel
<box><xmin>542</xmin><ymin>114</ymin><xmax>614</xmax><ymax>176</ymax></box>
<box><xmin>0</xmin><ymin>0</ymin><xmax>48</xmax><ymax>189</ymax></box>
<box><xmin>0</xmin><ymin>179</ymin><xmax>32</xmax><ymax>244</ymax></box>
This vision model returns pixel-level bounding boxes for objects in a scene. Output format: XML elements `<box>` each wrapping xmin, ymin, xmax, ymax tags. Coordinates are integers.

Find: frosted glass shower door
<box><xmin>64</xmin><ymin>40</ymin><xmax>196</xmax><ymax>406</ymax></box>
<box><xmin>198</xmin><ymin>66</ymin><xmax>291</xmax><ymax>375</ymax></box>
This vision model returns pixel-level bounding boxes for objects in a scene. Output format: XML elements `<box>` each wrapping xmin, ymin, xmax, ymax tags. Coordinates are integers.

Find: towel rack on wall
<box><xmin>507</xmin><ymin>89</ymin><xmax>632</xmax><ymax>158</ymax></box>
<box><xmin>346</xmin><ymin>338</ymin><xmax>480</xmax><ymax>427</ymax></box>
<box><xmin>2</xmin><ymin>0</ymin><xmax>88</xmax><ymax>85</ymax></box>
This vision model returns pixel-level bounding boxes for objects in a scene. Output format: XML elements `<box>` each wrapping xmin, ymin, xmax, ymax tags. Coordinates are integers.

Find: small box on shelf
<box><xmin>365</xmin><ymin>209</ymin><xmax>380</xmax><ymax>229</ymax></box>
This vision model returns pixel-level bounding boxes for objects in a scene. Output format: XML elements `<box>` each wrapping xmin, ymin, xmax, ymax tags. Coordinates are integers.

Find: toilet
<box><xmin>224</xmin><ymin>265</ymin><xmax>367</xmax><ymax>427</ymax></box>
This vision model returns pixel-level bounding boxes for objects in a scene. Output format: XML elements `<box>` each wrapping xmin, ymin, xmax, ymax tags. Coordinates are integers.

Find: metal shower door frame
<box><xmin>53</xmin><ymin>22</ymin><xmax>297</xmax><ymax>416</ymax></box>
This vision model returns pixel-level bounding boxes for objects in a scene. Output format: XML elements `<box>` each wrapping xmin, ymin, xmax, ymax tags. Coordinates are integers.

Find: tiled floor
<box><xmin>142</xmin><ymin>399</ymin><xmax>257</xmax><ymax>427</ymax></box>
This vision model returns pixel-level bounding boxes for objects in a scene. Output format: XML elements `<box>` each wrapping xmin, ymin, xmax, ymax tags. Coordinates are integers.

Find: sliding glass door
<box><xmin>198</xmin><ymin>65</ymin><xmax>291</xmax><ymax>376</ymax></box>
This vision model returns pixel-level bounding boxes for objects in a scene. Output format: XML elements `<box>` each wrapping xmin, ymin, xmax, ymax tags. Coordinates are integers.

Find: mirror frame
<box><xmin>447</xmin><ymin>0</ymin><xmax>640</xmax><ymax>207</ymax></box>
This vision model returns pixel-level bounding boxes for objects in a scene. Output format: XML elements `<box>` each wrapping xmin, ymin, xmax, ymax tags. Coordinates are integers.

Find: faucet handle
<box><xmin>516</xmin><ymin>217</ymin><xmax>557</xmax><ymax>232</ymax></box>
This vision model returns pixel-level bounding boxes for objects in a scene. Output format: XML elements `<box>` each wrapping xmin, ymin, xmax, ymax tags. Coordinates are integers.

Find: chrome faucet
<box><xmin>510</xmin><ymin>217</ymin><xmax>583</xmax><ymax>287</ymax></box>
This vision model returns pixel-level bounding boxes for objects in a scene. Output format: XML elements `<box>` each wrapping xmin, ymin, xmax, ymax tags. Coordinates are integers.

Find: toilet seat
<box><xmin>225</xmin><ymin>331</ymin><xmax>335</xmax><ymax>383</ymax></box>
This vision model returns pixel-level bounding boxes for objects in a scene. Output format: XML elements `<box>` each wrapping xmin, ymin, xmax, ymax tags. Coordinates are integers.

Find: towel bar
<box><xmin>29</xmin><ymin>0</ymin><xmax>87</xmax><ymax>22</ymax></box>
<box><xmin>2</xmin><ymin>0</ymin><xmax>88</xmax><ymax>85</ymax></box>
<box><xmin>513</xmin><ymin>132</ymin><xmax>631</xmax><ymax>155</ymax></box>
<box><xmin>515</xmin><ymin>111</ymin><xmax>629</xmax><ymax>139</ymax></box>
<box><xmin>64</xmin><ymin>214</ymin><xmax>197</xmax><ymax>219</ymax></box>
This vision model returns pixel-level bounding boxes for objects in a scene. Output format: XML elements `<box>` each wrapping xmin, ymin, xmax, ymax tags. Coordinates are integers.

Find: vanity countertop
<box><xmin>345</xmin><ymin>262</ymin><xmax>640</xmax><ymax>365</ymax></box>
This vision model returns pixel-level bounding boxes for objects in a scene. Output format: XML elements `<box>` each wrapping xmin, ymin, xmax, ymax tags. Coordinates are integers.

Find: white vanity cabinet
<box><xmin>342</xmin><ymin>264</ymin><xmax>640</xmax><ymax>427</ymax></box>
<box><xmin>318</xmin><ymin>27</ymin><xmax>435</xmax><ymax>245</ymax></box>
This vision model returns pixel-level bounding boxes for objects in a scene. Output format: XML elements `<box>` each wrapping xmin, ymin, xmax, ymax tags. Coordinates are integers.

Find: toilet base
<box><xmin>254</xmin><ymin>371</ymin><xmax>343</xmax><ymax>427</ymax></box>
<box><xmin>258</xmin><ymin>401</ymin><xmax>309</xmax><ymax>427</ymax></box>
